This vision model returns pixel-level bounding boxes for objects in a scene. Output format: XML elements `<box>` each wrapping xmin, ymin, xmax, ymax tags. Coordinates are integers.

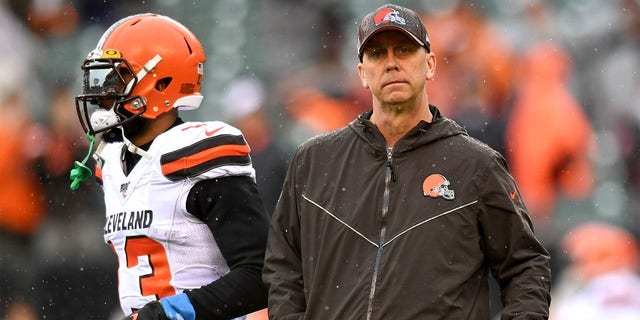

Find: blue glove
<box><xmin>121</xmin><ymin>294</ymin><xmax>195</xmax><ymax>320</ymax></box>
<box><xmin>160</xmin><ymin>293</ymin><xmax>196</xmax><ymax>320</ymax></box>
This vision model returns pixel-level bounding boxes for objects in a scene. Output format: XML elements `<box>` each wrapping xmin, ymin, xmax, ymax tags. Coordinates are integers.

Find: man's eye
<box><xmin>397</xmin><ymin>46</ymin><xmax>416</xmax><ymax>56</ymax></box>
<box><xmin>368</xmin><ymin>48</ymin><xmax>383</xmax><ymax>57</ymax></box>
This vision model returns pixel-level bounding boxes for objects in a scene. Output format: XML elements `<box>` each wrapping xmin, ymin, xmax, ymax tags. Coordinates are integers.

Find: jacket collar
<box><xmin>350</xmin><ymin>105</ymin><xmax>467</xmax><ymax>156</ymax></box>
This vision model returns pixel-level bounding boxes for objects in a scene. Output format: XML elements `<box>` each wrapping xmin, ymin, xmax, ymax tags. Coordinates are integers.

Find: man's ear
<box><xmin>426</xmin><ymin>52</ymin><xmax>436</xmax><ymax>80</ymax></box>
<box><xmin>357</xmin><ymin>63</ymin><xmax>369</xmax><ymax>88</ymax></box>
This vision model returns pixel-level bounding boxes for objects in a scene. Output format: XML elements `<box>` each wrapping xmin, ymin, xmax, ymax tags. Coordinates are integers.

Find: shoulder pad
<box><xmin>159</xmin><ymin>121</ymin><xmax>253</xmax><ymax>181</ymax></box>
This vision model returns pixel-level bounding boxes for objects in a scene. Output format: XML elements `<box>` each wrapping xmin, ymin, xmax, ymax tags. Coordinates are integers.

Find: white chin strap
<box><xmin>119</xmin><ymin>126</ymin><xmax>153</xmax><ymax>160</ymax></box>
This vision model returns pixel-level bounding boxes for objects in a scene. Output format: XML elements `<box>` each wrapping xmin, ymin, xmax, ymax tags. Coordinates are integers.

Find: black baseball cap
<box><xmin>357</xmin><ymin>4</ymin><xmax>431</xmax><ymax>61</ymax></box>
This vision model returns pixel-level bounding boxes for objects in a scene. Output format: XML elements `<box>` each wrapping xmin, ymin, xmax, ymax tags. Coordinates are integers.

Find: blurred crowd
<box><xmin>0</xmin><ymin>0</ymin><xmax>638</xmax><ymax>319</ymax></box>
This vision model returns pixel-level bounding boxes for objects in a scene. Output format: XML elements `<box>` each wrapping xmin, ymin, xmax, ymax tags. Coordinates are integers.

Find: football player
<box><xmin>72</xmin><ymin>13</ymin><xmax>269</xmax><ymax>320</ymax></box>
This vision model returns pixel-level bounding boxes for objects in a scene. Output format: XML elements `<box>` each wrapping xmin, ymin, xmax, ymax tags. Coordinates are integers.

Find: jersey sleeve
<box><xmin>184</xmin><ymin>175</ymin><xmax>269</xmax><ymax>318</ymax></box>
<box><xmin>159</xmin><ymin>121</ymin><xmax>255</xmax><ymax>181</ymax></box>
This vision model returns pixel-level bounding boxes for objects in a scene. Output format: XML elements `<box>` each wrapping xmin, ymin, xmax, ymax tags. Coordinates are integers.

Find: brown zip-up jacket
<box><xmin>264</xmin><ymin>105</ymin><xmax>551</xmax><ymax>320</ymax></box>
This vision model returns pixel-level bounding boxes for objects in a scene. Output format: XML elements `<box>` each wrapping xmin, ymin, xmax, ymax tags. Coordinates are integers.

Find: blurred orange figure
<box><xmin>0</xmin><ymin>92</ymin><xmax>44</xmax><ymax>236</ymax></box>
<box><xmin>563</xmin><ymin>222</ymin><xmax>639</xmax><ymax>280</ymax></box>
<box><xmin>506</xmin><ymin>42</ymin><xmax>594</xmax><ymax>226</ymax></box>
<box><xmin>423</xmin><ymin>4</ymin><xmax>515</xmax><ymax>118</ymax></box>
<box><xmin>551</xmin><ymin>222</ymin><xmax>640</xmax><ymax>320</ymax></box>
<box><xmin>286</xmin><ymin>88</ymin><xmax>354</xmax><ymax>134</ymax></box>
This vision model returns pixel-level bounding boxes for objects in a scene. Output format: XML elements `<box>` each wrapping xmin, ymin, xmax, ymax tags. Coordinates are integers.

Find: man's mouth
<box><xmin>383</xmin><ymin>80</ymin><xmax>407</xmax><ymax>87</ymax></box>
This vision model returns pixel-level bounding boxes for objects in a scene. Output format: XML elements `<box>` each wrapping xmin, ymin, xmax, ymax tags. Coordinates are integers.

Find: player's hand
<box><xmin>122</xmin><ymin>294</ymin><xmax>195</xmax><ymax>320</ymax></box>
<box><xmin>122</xmin><ymin>301</ymin><xmax>169</xmax><ymax>320</ymax></box>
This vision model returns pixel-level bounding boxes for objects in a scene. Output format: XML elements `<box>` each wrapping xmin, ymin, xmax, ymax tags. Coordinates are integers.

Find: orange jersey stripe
<box><xmin>95</xmin><ymin>164</ymin><xmax>103</xmax><ymax>182</ymax></box>
<box><xmin>161</xmin><ymin>144</ymin><xmax>251</xmax><ymax>176</ymax></box>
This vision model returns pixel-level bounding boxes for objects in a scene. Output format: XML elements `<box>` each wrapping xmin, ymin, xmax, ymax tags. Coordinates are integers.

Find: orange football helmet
<box><xmin>75</xmin><ymin>13</ymin><xmax>206</xmax><ymax>134</ymax></box>
<box><xmin>422</xmin><ymin>174</ymin><xmax>455</xmax><ymax>200</ymax></box>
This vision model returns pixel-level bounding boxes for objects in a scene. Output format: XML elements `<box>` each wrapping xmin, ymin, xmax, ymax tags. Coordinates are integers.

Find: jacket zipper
<box><xmin>366</xmin><ymin>148</ymin><xmax>394</xmax><ymax>320</ymax></box>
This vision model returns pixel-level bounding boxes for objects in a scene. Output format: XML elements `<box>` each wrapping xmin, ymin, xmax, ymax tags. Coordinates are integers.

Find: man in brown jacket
<box><xmin>263</xmin><ymin>3</ymin><xmax>551</xmax><ymax>320</ymax></box>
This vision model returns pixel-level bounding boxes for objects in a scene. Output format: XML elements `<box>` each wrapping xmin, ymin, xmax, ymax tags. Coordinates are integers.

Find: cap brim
<box><xmin>358</xmin><ymin>26</ymin><xmax>426</xmax><ymax>58</ymax></box>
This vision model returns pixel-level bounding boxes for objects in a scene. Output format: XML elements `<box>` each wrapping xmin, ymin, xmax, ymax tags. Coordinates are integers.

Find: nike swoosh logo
<box><xmin>205</xmin><ymin>126</ymin><xmax>223</xmax><ymax>136</ymax></box>
<box><xmin>510</xmin><ymin>190</ymin><xmax>518</xmax><ymax>200</ymax></box>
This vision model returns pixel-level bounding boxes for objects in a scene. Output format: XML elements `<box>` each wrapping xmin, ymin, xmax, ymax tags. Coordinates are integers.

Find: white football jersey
<box><xmin>96</xmin><ymin>121</ymin><xmax>255</xmax><ymax>315</ymax></box>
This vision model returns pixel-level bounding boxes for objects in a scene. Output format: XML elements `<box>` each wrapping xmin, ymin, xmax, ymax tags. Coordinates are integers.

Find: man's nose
<box><xmin>385</xmin><ymin>50</ymin><xmax>399</xmax><ymax>72</ymax></box>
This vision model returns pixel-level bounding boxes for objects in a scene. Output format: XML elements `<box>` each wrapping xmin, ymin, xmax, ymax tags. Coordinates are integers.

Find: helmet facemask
<box><xmin>75</xmin><ymin>57</ymin><xmax>147</xmax><ymax>135</ymax></box>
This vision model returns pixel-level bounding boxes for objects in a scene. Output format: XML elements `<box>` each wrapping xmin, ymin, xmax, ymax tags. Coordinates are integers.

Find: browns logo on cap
<box><xmin>357</xmin><ymin>4</ymin><xmax>431</xmax><ymax>61</ymax></box>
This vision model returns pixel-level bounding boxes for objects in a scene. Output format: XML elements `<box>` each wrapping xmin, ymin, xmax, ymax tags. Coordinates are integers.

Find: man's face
<box><xmin>358</xmin><ymin>30</ymin><xmax>434</xmax><ymax>106</ymax></box>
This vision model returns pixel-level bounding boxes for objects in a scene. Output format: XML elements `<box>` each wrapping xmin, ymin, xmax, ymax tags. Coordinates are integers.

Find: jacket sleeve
<box><xmin>477</xmin><ymin>153</ymin><xmax>552</xmax><ymax>320</ymax></box>
<box><xmin>184</xmin><ymin>175</ymin><xmax>270</xmax><ymax>319</ymax></box>
<box><xmin>262</xmin><ymin>154</ymin><xmax>306</xmax><ymax>320</ymax></box>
